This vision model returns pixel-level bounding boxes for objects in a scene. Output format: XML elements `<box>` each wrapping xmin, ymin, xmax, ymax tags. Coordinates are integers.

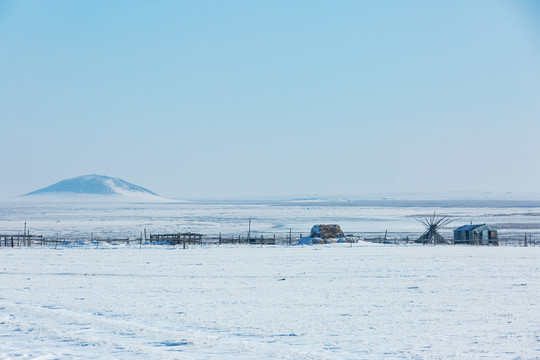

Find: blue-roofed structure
<box><xmin>454</xmin><ymin>224</ymin><xmax>498</xmax><ymax>245</ymax></box>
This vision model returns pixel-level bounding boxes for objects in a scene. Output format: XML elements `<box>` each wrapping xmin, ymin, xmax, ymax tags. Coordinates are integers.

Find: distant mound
<box><xmin>23</xmin><ymin>174</ymin><xmax>163</xmax><ymax>201</ymax></box>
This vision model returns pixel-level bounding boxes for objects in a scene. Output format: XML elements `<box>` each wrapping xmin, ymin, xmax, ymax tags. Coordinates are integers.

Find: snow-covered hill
<box><xmin>22</xmin><ymin>175</ymin><xmax>167</xmax><ymax>202</ymax></box>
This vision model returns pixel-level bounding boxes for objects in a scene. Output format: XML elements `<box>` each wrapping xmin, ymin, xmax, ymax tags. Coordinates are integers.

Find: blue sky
<box><xmin>1</xmin><ymin>1</ymin><xmax>539</xmax><ymax>198</ymax></box>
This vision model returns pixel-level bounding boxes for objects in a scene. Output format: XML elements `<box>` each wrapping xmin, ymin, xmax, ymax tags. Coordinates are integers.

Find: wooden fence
<box><xmin>0</xmin><ymin>231</ymin><xmax>537</xmax><ymax>248</ymax></box>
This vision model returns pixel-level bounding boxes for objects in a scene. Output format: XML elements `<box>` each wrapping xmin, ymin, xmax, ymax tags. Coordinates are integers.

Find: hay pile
<box><xmin>310</xmin><ymin>224</ymin><xmax>345</xmax><ymax>239</ymax></box>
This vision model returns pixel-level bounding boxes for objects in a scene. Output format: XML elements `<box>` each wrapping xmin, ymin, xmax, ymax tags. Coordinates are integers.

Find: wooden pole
<box><xmin>289</xmin><ymin>228</ymin><xmax>292</xmax><ymax>245</ymax></box>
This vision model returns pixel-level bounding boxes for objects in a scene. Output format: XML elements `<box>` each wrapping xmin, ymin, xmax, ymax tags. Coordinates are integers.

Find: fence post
<box><xmin>289</xmin><ymin>229</ymin><xmax>292</xmax><ymax>245</ymax></box>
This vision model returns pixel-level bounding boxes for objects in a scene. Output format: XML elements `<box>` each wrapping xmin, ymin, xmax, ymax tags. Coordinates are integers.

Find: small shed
<box><xmin>453</xmin><ymin>224</ymin><xmax>498</xmax><ymax>245</ymax></box>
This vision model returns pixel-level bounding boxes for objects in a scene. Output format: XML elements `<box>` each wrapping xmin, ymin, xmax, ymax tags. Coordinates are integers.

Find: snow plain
<box><xmin>1</xmin><ymin>244</ymin><xmax>539</xmax><ymax>359</ymax></box>
<box><xmin>1</xmin><ymin>201</ymin><xmax>540</xmax><ymax>239</ymax></box>
<box><xmin>1</xmin><ymin>201</ymin><xmax>539</xmax><ymax>359</ymax></box>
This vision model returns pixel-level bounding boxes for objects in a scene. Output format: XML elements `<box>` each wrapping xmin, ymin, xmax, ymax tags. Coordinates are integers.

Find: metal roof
<box><xmin>455</xmin><ymin>224</ymin><xmax>484</xmax><ymax>232</ymax></box>
<box><xmin>454</xmin><ymin>224</ymin><xmax>496</xmax><ymax>232</ymax></box>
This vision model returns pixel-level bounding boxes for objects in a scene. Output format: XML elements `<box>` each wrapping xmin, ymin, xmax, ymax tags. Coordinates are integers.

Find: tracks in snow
<box><xmin>0</xmin><ymin>298</ymin><xmax>332</xmax><ymax>360</ymax></box>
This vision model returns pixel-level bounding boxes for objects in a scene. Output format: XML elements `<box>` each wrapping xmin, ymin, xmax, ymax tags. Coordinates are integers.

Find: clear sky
<box><xmin>1</xmin><ymin>0</ymin><xmax>539</xmax><ymax>199</ymax></box>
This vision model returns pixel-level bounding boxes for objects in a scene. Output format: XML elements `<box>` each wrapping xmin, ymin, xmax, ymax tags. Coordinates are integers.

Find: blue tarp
<box><xmin>297</xmin><ymin>237</ymin><xmax>313</xmax><ymax>245</ymax></box>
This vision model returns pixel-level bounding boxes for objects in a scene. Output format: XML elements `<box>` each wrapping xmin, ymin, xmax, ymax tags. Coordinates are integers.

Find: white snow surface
<box><xmin>1</xmin><ymin>201</ymin><xmax>539</xmax><ymax>239</ymax></box>
<box><xmin>0</xmin><ymin>245</ymin><xmax>539</xmax><ymax>359</ymax></box>
<box><xmin>16</xmin><ymin>192</ymin><xmax>172</xmax><ymax>203</ymax></box>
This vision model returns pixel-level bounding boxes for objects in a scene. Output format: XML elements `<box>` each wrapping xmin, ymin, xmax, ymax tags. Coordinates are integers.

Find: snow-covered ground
<box><xmin>1</xmin><ymin>201</ymin><xmax>539</xmax><ymax>358</ymax></box>
<box><xmin>1</xmin><ymin>201</ymin><xmax>539</xmax><ymax>239</ymax></box>
<box><xmin>0</xmin><ymin>244</ymin><xmax>539</xmax><ymax>359</ymax></box>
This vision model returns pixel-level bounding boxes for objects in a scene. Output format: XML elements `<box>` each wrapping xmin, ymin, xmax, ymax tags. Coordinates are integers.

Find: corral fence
<box><xmin>0</xmin><ymin>231</ymin><xmax>538</xmax><ymax>248</ymax></box>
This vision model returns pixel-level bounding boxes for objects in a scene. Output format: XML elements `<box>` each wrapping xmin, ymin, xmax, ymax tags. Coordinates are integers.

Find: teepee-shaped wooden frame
<box><xmin>415</xmin><ymin>212</ymin><xmax>454</xmax><ymax>245</ymax></box>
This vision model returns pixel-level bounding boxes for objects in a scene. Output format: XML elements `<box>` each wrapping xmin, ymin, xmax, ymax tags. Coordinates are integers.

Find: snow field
<box><xmin>0</xmin><ymin>244</ymin><xmax>539</xmax><ymax>359</ymax></box>
<box><xmin>1</xmin><ymin>202</ymin><xmax>539</xmax><ymax>239</ymax></box>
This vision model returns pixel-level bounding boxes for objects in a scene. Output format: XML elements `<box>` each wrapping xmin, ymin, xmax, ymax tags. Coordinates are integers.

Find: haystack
<box><xmin>310</xmin><ymin>224</ymin><xmax>345</xmax><ymax>239</ymax></box>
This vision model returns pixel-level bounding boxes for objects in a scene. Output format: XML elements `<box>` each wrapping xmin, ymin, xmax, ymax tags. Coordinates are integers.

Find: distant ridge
<box><xmin>24</xmin><ymin>174</ymin><xmax>160</xmax><ymax>198</ymax></box>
